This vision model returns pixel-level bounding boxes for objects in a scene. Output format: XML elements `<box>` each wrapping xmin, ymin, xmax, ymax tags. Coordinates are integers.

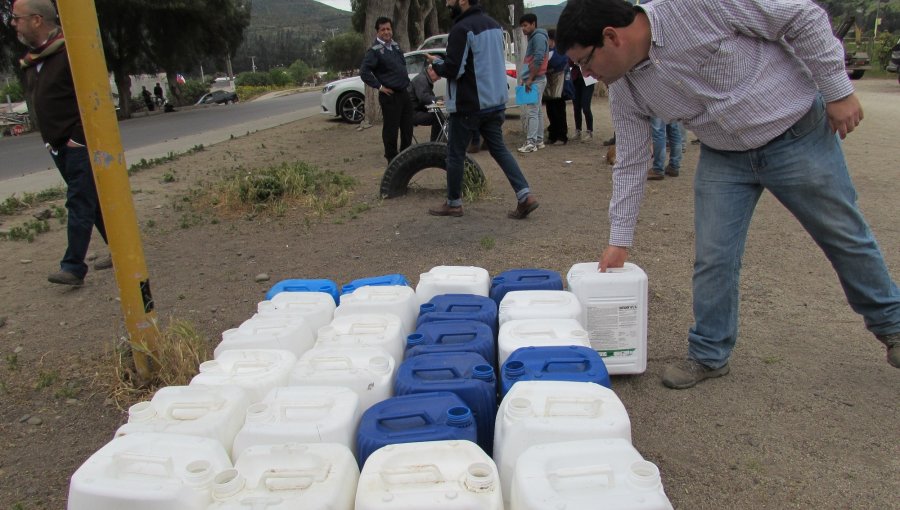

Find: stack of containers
<box><xmin>492</xmin><ymin>380</ymin><xmax>632</xmax><ymax>504</ymax></box>
<box><xmin>68</xmin><ymin>433</ymin><xmax>232</xmax><ymax>510</ymax></box>
<box><xmin>510</xmin><ymin>439</ymin><xmax>673</xmax><ymax>509</ymax></box>
<box><xmin>394</xmin><ymin>352</ymin><xmax>497</xmax><ymax>454</ymax></box>
<box><xmin>208</xmin><ymin>443</ymin><xmax>359</xmax><ymax>509</ymax></box>
<box><xmin>265</xmin><ymin>278</ymin><xmax>340</xmax><ymax>304</ymax></box>
<box><xmin>489</xmin><ymin>268</ymin><xmax>564</xmax><ymax>306</ymax></box>
<box><xmin>231</xmin><ymin>386</ymin><xmax>361</xmax><ymax>459</ymax></box>
<box><xmin>355</xmin><ymin>392</ymin><xmax>477</xmax><ymax>468</ymax></box>
<box><xmin>404</xmin><ymin>320</ymin><xmax>495</xmax><ymax>362</ymax></box>
<box><xmin>500</xmin><ymin>345</ymin><xmax>611</xmax><ymax>397</ymax></box>
<box><xmin>115</xmin><ymin>385</ymin><xmax>251</xmax><ymax>458</ymax></box>
<box><xmin>253</xmin><ymin>290</ymin><xmax>337</xmax><ymax>333</ymax></box>
<box><xmin>356</xmin><ymin>440</ymin><xmax>503</xmax><ymax>509</ymax></box>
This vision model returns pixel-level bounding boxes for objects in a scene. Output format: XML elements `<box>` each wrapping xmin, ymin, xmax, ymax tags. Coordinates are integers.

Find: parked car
<box><xmin>196</xmin><ymin>89</ymin><xmax>238</xmax><ymax>105</ymax></box>
<box><xmin>321</xmin><ymin>48</ymin><xmax>518</xmax><ymax>124</ymax></box>
<box><xmin>833</xmin><ymin>17</ymin><xmax>871</xmax><ymax>80</ymax></box>
<box><xmin>417</xmin><ymin>34</ymin><xmax>448</xmax><ymax>51</ymax></box>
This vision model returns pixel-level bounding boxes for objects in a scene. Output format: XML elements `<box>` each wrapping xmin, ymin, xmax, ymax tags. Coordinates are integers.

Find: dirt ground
<box><xmin>1</xmin><ymin>78</ymin><xmax>898</xmax><ymax>509</ymax></box>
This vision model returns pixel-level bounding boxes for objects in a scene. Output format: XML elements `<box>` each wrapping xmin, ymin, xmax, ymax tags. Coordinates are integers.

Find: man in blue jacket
<box><xmin>426</xmin><ymin>0</ymin><xmax>538</xmax><ymax>219</ymax></box>
<box><xmin>360</xmin><ymin>17</ymin><xmax>413</xmax><ymax>163</ymax></box>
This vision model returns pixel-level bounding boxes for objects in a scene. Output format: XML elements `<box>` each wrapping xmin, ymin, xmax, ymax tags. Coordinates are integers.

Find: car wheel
<box><xmin>848</xmin><ymin>70</ymin><xmax>865</xmax><ymax>80</ymax></box>
<box><xmin>380</xmin><ymin>142</ymin><xmax>485</xmax><ymax>199</ymax></box>
<box><xmin>338</xmin><ymin>92</ymin><xmax>365</xmax><ymax>123</ymax></box>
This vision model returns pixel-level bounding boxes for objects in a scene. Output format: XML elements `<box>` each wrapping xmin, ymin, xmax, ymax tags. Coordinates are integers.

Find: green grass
<box><xmin>35</xmin><ymin>370</ymin><xmax>59</xmax><ymax>389</ymax></box>
<box><xmin>1</xmin><ymin>219</ymin><xmax>50</xmax><ymax>242</ymax></box>
<box><xmin>0</xmin><ymin>186</ymin><xmax>66</xmax><ymax>215</ymax></box>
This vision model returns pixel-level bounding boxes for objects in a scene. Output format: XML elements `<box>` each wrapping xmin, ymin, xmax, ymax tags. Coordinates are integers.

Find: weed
<box><xmin>51</xmin><ymin>204</ymin><xmax>66</xmax><ymax>223</ymax></box>
<box><xmin>55</xmin><ymin>380</ymin><xmax>80</xmax><ymax>399</ymax></box>
<box><xmin>480</xmin><ymin>236</ymin><xmax>496</xmax><ymax>250</ymax></box>
<box><xmin>5</xmin><ymin>352</ymin><xmax>18</xmax><ymax>371</ymax></box>
<box><xmin>260</xmin><ymin>143</ymin><xmax>266</xmax><ymax>149</ymax></box>
<box><xmin>145</xmin><ymin>219</ymin><xmax>156</xmax><ymax>228</ymax></box>
<box><xmin>348</xmin><ymin>202</ymin><xmax>370</xmax><ymax>219</ymax></box>
<box><xmin>162</xmin><ymin>172</ymin><xmax>176</xmax><ymax>183</ymax></box>
<box><xmin>1</xmin><ymin>219</ymin><xmax>49</xmax><ymax>242</ymax></box>
<box><xmin>179</xmin><ymin>213</ymin><xmax>202</xmax><ymax>229</ymax></box>
<box><xmin>35</xmin><ymin>370</ymin><xmax>59</xmax><ymax>389</ymax></box>
<box><xmin>0</xmin><ymin>186</ymin><xmax>66</xmax><ymax>215</ymax></box>
<box><xmin>106</xmin><ymin>319</ymin><xmax>211</xmax><ymax>408</ymax></box>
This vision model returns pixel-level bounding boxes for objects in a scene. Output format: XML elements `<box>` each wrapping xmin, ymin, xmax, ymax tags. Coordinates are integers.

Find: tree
<box><xmin>323</xmin><ymin>32</ymin><xmax>365</xmax><ymax>73</ymax></box>
<box><xmin>288</xmin><ymin>59</ymin><xmax>314</xmax><ymax>85</ymax></box>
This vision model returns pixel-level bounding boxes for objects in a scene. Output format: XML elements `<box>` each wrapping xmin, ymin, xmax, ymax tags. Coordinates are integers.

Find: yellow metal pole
<box><xmin>57</xmin><ymin>0</ymin><xmax>160</xmax><ymax>382</ymax></box>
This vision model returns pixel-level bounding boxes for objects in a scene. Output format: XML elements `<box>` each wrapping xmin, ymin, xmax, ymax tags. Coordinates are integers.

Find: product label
<box><xmin>585</xmin><ymin>301</ymin><xmax>639</xmax><ymax>358</ymax></box>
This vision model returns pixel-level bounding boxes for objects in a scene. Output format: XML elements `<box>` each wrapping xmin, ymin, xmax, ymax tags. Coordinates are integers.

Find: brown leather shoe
<box><xmin>428</xmin><ymin>203</ymin><xmax>463</xmax><ymax>217</ymax></box>
<box><xmin>507</xmin><ymin>195</ymin><xmax>539</xmax><ymax>219</ymax></box>
<box><xmin>48</xmin><ymin>270</ymin><xmax>84</xmax><ymax>287</ymax></box>
<box><xmin>647</xmin><ymin>170</ymin><xmax>664</xmax><ymax>181</ymax></box>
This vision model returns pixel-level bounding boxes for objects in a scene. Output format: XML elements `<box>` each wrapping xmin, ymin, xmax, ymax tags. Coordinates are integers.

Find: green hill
<box><xmin>248</xmin><ymin>0</ymin><xmax>352</xmax><ymax>35</ymax></box>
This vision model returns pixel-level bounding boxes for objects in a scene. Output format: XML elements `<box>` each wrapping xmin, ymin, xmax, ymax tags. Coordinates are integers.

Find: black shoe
<box><xmin>664</xmin><ymin>165</ymin><xmax>679</xmax><ymax>177</ymax></box>
<box><xmin>48</xmin><ymin>270</ymin><xmax>84</xmax><ymax>287</ymax></box>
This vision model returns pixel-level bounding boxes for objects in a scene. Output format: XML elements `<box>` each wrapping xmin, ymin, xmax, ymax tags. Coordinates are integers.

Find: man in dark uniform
<box><xmin>13</xmin><ymin>0</ymin><xmax>110</xmax><ymax>286</ymax></box>
<box><xmin>359</xmin><ymin>17</ymin><xmax>413</xmax><ymax>163</ymax></box>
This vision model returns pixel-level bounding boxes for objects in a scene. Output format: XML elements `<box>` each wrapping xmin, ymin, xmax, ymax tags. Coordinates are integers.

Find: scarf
<box><xmin>19</xmin><ymin>28</ymin><xmax>65</xmax><ymax>69</ymax></box>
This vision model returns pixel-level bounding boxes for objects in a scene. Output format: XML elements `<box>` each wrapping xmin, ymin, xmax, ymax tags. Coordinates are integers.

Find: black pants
<box><xmin>545</xmin><ymin>97</ymin><xmax>568</xmax><ymax>143</ymax></box>
<box><xmin>413</xmin><ymin>111</ymin><xmax>443</xmax><ymax>142</ymax></box>
<box><xmin>379</xmin><ymin>89</ymin><xmax>413</xmax><ymax>162</ymax></box>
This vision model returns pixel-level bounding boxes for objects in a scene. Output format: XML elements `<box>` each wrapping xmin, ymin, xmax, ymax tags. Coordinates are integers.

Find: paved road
<box><xmin>0</xmin><ymin>90</ymin><xmax>324</xmax><ymax>198</ymax></box>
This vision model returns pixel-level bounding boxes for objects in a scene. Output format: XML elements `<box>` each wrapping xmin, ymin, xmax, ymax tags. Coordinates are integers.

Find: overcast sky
<box><xmin>314</xmin><ymin>0</ymin><xmax>565</xmax><ymax>13</ymax></box>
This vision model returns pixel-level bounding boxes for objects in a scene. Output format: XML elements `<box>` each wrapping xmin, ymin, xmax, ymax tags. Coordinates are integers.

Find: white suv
<box><xmin>321</xmin><ymin>48</ymin><xmax>518</xmax><ymax>123</ymax></box>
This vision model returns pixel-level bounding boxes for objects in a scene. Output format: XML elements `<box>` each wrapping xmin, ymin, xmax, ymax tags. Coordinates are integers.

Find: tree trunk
<box><xmin>165</xmin><ymin>71</ymin><xmax>183</xmax><ymax>105</ymax></box>
<box><xmin>393</xmin><ymin>0</ymin><xmax>412</xmax><ymax>51</ymax></box>
<box><xmin>363</xmin><ymin>0</ymin><xmax>395</xmax><ymax>125</ymax></box>
<box><xmin>113</xmin><ymin>70</ymin><xmax>132</xmax><ymax>119</ymax></box>
<box><xmin>426</xmin><ymin>5</ymin><xmax>439</xmax><ymax>36</ymax></box>
<box><xmin>412</xmin><ymin>0</ymin><xmax>434</xmax><ymax>46</ymax></box>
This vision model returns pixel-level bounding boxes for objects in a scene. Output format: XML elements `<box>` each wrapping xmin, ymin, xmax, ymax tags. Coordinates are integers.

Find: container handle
<box><xmin>277</xmin><ymin>400</ymin><xmax>330</xmax><ymax>419</ymax></box>
<box><xmin>541</xmin><ymin>358</ymin><xmax>589</xmax><ymax>372</ymax></box>
<box><xmin>411</xmin><ymin>367</ymin><xmax>460</xmax><ymax>379</ymax></box>
<box><xmin>308</xmin><ymin>356</ymin><xmax>353</xmax><ymax>370</ymax></box>
<box><xmin>230</xmin><ymin>360</ymin><xmax>273</xmax><ymax>375</ymax></box>
<box><xmin>548</xmin><ymin>464</ymin><xmax>615</xmax><ymax>488</ymax></box>
<box><xmin>113</xmin><ymin>452</ymin><xmax>174</xmax><ymax>478</ymax></box>
<box><xmin>260</xmin><ymin>468</ymin><xmax>328</xmax><ymax>491</ymax></box>
<box><xmin>377</xmin><ymin>412</ymin><xmax>432</xmax><ymax>431</ymax></box>
<box><xmin>380</xmin><ymin>464</ymin><xmax>444</xmax><ymax>485</ymax></box>
<box><xmin>166</xmin><ymin>400</ymin><xmax>224</xmax><ymax>420</ymax></box>
<box><xmin>544</xmin><ymin>397</ymin><xmax>602</xmax><ymax>417</ymax></box>
<box><xmin>349</xmin><ymin>322</ymin><xmax>387</xmax><ymax>334</ymax></box>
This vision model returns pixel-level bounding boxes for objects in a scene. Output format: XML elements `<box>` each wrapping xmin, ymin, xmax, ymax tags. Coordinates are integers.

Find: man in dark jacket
<box><xmin>14</xmin><ymin>0</ymin><xmax>110</xmax><ymax>287</ymax></box>
<box><xmin>427</xmin><ymin>0</ymin><xmax>538</xmax><ymax>219</ymax></box>
<box><xmin>359</xmin><ymin>17</ymin><xmax>413</xmax><ymax>163</ymax></box>
<box><xmin>408</xmin><ymin>65</ymin><xmax>443</xmax><ymax>142</ymax></box>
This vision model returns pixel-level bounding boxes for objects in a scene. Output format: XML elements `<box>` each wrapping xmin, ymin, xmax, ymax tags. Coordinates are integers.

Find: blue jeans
<box><xmin>523</xmin><ymin>77</ymin><xmax>546</xmax><ymax>144</ymax></box>
<box><xmin>51</xmin><ymin>145</ymin><xmax>107</xmax><ymax>279</ymax></box>
<box><xmin>689</xmin><ymin>96</ymin><xmax>900</xmax><ymax>368</ymax></box>
<box><xmin>651</xmin><ymin>118</ymin><xmax>683</xmax><ymax>174</ymax></box>
<box><xmin>446</xmin><ymin>109</ymin><xmax>531</xmax><ymax>206</ymax></box>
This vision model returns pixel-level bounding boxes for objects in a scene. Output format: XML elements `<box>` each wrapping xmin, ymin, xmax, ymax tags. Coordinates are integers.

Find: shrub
<box><xmin>268</xmin><ymin>68</ymin><xmax>292</xmax><ymax>87</ymax></box>
<box><xmin>235</xmin><ymin>71</ymin><xmax>271</xmax><ymax>87</ymax></box>
<box><xmin>1</xmin><ymin>79</ymin><xmax>24</xmax><ymax>102</ymax></box>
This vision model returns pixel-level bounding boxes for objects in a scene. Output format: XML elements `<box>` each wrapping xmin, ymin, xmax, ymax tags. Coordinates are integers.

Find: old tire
<box><xmin>338</xmin><ymin>92</ymin><xmax>365</xmax><ymax>123</ymax></box>
<box><xmin>380</xmin><ymin>142</ymin><xmax>485</xmax><ymax>199</ymax></box>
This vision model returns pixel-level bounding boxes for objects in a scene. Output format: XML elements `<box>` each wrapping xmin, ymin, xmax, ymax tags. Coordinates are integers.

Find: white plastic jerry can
<box><xmin>289</xmin><ymin>346</ymin><xmax>396</xmax><ymax>414</ymax></box>
<box><xmin>231</xmin><ymin>385</ymin><xmax>361</xmax><ymax>460</ymax></box>
<box><xmin>335</xmin><ymin>285</ymin><xmax>419</xmax><ymax>335</ymax></box>
<box><xmin>191</xmin><ymin>349</ymin><xmax>298</xmax><ymax>404</ymax></box>
<box><xmin>116</xmin><ymin>384</ymin><xmax>251</xmax><ymax>459</ymax></box>
<box><xmin>498</xmin><ymin>290</ymin><xmax>584</xmax><ymax>327</ymax></box>
<box><xmin>215</xmin><ymin>316</ymin><xmax>315</xmax><ymax>359</ymax></box>
<box><xmin>415</xmin><ymin>265</ymin><xmax>492</xmax><ymax>305</ymax></box>
<box><xmin>356</xmin><ymin>440</ymin><xmax>503</xmax><ymax>510</ymax></box>
<box><xmin>493</xmin><ymin>381</ymin><xmax>632</xmax><ymax>504</ymax></box>
<box><xmin>497</xmin><ymin>318</ymin><xmax>591</xmax><ymax>365</ymax></box>
<box><xmin>208</xmin><ymin>443</ymin><xmax>359</xmax><ymax>510</ymax></box>
<box><xmin>254</xmin><ymin>290</ymin><xmax>337</xmax><ymax>333</ymax></box>
<box><xmin>566</xmin><ymin>262</ymin><xmax>649</xmax><ymax>375</ymax></box>
<box><xmin>314</xmin><ymin>313</ymin><xmax>406</xmax><ymax>365</ymax></box>
<box><xmin>510</xmin><ymin>439</ymin><xmax>673</xmax><ymax>510</ymax></box>
<box><xmin>68</xmin><ymin>432</ymin><xmax>231</xmax><ymax>510</ymax></box>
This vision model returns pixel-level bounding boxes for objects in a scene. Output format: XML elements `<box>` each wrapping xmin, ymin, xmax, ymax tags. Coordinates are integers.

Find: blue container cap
<box><xmin>406</xmin><ymin>333</ymin><xmax>425</xmax><ymax>348</ymax></box>
<box><xmin>446</xmin><ymin>406</ymin><xmax>474</xmax><ymax>427</ymax></box>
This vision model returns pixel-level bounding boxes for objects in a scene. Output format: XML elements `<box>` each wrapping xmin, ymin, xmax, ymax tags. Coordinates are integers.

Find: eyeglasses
<box><xmin>11</xmin><ymin>13</ymin><xmax>41</xmax><ymax>22</ymax></box>
<box><xmin>576</xmin><ymin>46</ymin><xmax>597</xmax><ymax>69</ymax></box>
